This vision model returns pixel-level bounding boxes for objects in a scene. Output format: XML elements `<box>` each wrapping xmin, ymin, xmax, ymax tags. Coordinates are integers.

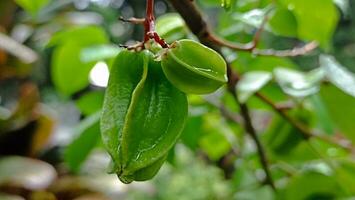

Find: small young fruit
<box><xmin>161</xmin><ymin>39</ymin><xmax>228</xmax><ymax>94</ymax></box>
<box><xmin>101</xmin><ymin>50</ymin><xmax>187</xmax><ymax>183</ymax></box>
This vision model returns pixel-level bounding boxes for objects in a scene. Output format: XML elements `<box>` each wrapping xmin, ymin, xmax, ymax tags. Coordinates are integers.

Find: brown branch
<box><xmin>168</xmin><ymin>0</ymin><xmax>276</xmax><ymax>189</ymax></box>
<box><xmin>119</xmin><ymin>16</ymin><xmax>145</xmax><ymax>24</ymax></box>
<box><xmin>168</xmin><ymin>0</ymin><xmax>355</xmax><ymax>190</ymax></box>
<box><xmin>168</xmin><ymin>0</ymin><xmax>318</xmax><ymax>56</ymax></box>
<box><xmin>167</xmin><ymin>0</ymin><xmax>354</xmax><ymax>152</ymax></box>
<box><xmin>230</xmin><ymin>90</ymin><xmax>276</xmax><ymax>190</ymax></box>
<box><xmin>250</xmin><ymin>13</ymin><xmax>269</xmax><ymax>49</ymax></box>
<box><xmin>255</xmin><ymin>93</ymin><xmax>354</xmax><ymax>151</ymax></box>
<box><xmin>252</xmin><ymin>41</ymin><xmax>319</xmax><ymax>57</ymax></box>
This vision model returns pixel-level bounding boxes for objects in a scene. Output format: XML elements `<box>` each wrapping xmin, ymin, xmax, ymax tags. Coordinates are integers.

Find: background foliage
<box><xmin>0</xmin><ymin>0</ymin><xmax>355</xmax><ymax>199</ymax></box>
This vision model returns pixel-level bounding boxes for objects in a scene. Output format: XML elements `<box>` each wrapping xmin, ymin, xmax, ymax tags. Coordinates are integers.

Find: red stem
<box><xmin>143</xmin><ymin>0</ymin><xmax>169</xmax><ymax>48</ymax></box>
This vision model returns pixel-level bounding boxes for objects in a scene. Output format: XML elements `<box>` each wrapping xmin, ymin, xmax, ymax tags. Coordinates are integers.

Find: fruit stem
<box><xmin>144</xmin><ymin>0</ymin><xmax>169</xmax><ymax>48</ymax></box>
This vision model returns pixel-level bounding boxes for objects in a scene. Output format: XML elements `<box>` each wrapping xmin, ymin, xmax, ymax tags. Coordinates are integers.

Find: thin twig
<box><xmin>167</xmin><ymin>0</ymin><xmax>355</xmax><ymax>190</ymax></box>
<box><xmin>168</xmin><ymin>0</ymin><xmax>318</xmax><ymax>56</ymax></box>
<box><xmin>118</xmin><ymin>16</ymin><xmax>145</xmax><ymax>24</ymax></box>
<box><xmin>169</xmin><ymin>0</ymin><xmax>277</xmax><ymax>189</ymax></box>
<box><xmin>230</xmin><ymin>90</ymin><xmax>276</xmax><ymax>190</ymax></box>
<box><xmin>255</xmin><ymin>92</ymin><xmax>354</xmax><ymax>151</ymax></box>
<box><xmin>167</xmin><ymin>0</ymin><xmax>353</xmax><ymax>153</ymax></box>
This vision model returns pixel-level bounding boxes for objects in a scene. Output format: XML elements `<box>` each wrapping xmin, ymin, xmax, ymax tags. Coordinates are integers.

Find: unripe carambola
<box><xmin>161</xmin><ymin>39</ymin><xmax>228</xmax><ymax>94</ymax></box>
<box><xmin>101</xmin><ymin>50</ymin><xmax>188</xmax><ymax>183</ymax></box>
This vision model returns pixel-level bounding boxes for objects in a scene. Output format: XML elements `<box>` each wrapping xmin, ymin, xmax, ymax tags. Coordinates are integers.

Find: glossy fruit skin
<box><xmin>101</xmin><ymin>50</ymin><xmax>188</xmax><ymax>183</ymax></box>
<box><xmin>161</xmin><ymin>39</ymin><xmax>228</xmax><ymax>94</ymax></box>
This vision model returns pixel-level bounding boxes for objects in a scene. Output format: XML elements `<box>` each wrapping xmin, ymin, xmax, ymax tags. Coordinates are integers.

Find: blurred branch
<box><xmin>168</xmin><ymin>0</ymin><xmax>355</xmax><ymax>190</ymax></box>
<box><xmin>256</xmin><ymin>93</ymin><xmax>354</xmax><ymax>152</ymax></box>
<box><xmin>168</xmin><ymin>0</ymin><xmax>318</xmax><ymax>56</ymax></box>
<box><xmin>0</xmin><ymin>32</ymin><xmax>38</xmax><ymax>64</ymax></box>
<box><xmin>167</xmin><ymin>0</ymin><xmax>354</xmax><ymax>153</ymax></box>
<box><xmin>231</xmin><ymin>90</ymin><xmax>276</xmax><ymax>190</ymax></box>
<box><xmin>168</xmin><ymin>0</ymin><xmax>277</xmax><ymax>189</ymax></box>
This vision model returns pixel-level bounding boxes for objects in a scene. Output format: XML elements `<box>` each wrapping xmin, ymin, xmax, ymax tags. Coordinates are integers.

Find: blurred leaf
<box><xmin>234</xmin><ymin>186</ymin><xmax>274</xmax><ymax>200</ymax></box>
<box><xmin>199</xmin><ymin>116</ymin><xmax>232</xmax><ymax>161</ymax></box>
<box><xmin>309</xmin><ymin>95</ymin><xmax>335</xmax><ymax>135</ymax></box>
<box><xmin>264</xmin><ymin>115</ymin><xmax>304</xmax><ymax>155</ymax></box>
<box><xmin>51</xmin><ymin>42</ymin><xmax>95</xmax><ymax>96</ymax></box>
<box><xmin>274</xmin><ymin>67</ymin><xmax>324</xmax><ymax>98</ymax></box>
<box><xmin>76</xmin><ymin>91</ymin><xmax>105</xmax><ymax>116</ymax></box>
<box><xmin>14</xmin><ymin>0</ymin><xmax>49</xmax><ymax>16</ymax></box>
<box><xmin>336</xmin><ymin>159</ymin><xmax>355</xmax><ymax>194</ymax></box>
<box><xmin>50</xmin><ymin>26</ymin><xmax>110</xmax><ymax>96</ymax></box>
<box><xmin>283</xmin><ymin>171</ymin><xmax>345</xmax><ymax>200</ymax></box>
<box><xmin>233</xmin><ymin>8</ymin><xmax>267</xmax><ymax>28</ymax></box>
<box><xmin>333</xmin><ymin>0</ymin><xmax>350</xmax><ymax>16</ymax></box>
<box><xmin>64</xmin><ymin>112</ymin><xmax>101</xmax><ymax>173</ymax></box>
<box><xmin>221</xmin><ymin>0</ymin><xmax>236</xmax><ymax>10</ymax></box>
<box><xmin>0</xmin><ymin>156</ymin><xmax>56</xmax><ymax>190</ymax></box>
<box><xmin>81</xmin><ymin>45</ymin><xmax>121</xmax><ymax>63</ymax></box>
<box><xmin>47</xmin><ymin>26</ymin><xmax>108</xmax><ymax>47</ymax></box>
<box><xmin>268</xmin><ymin>7</ymin><xmax>298</xmax><ymax>37</ymax></box>
<box><xmin>180</xmin><ymin>116</ymin><xmax>204</xmax><ymax>151</ymax></box>
<box><xmin>320</xmin><ymin>55</ymin><xmax>355</xmax><ymax>98</ymax></box>
<box><xmin>320</xmin><ymin>85</ymin><xmax>355</xmax><ymax>142</ymax></box>
<box><xmin>236</xmin><ymin>71</ymin><xmax>272</xmax><ymax>103</ymax></box>
<box><xmin>232</xmin><ymin>161</ymin><xmax>259</xmax><ymax>188</ymax></box>
<box><xmin>156</xmin><ymin>13</ymin><xmax>187</xmax><ymax>43</ymax></box>
<box><xmin>279</xmin><ymin>0</ymin><xmax>339</xmax><ymax>48</ymax></box>
<box><xmin>233</xmin><ymin>51</ymin><xmax>297</xmax><ymax>73</ymax></box>
<box><xmin>149</xmin><ymin>146</ymin><xmax>232</xmax><ymax>200</ymax></box>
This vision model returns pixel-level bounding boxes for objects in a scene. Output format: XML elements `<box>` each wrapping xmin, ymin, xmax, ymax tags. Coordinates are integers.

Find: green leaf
<box><xmin>221</xmin><ymin>0</ymin><xmax>236</xmax><ymax>10</ymax></box>
<box><xmin>76</xmin><ymin>91</ymin><xmax>105</xmax><ymax>116</ymax></box>
<box><xmin>199</xmin><ymin>130</ymin><xmax>231</xmax><ymax>161</ymax></box>
<box><xmin>234</xmin><ymin>186</ymin><xmax>275</xmax><ymax>200</ymax></box>
<box><xmin>180</xmin><ymin>116</ymin><xmax>204</xmax><ymax>151</ymax></box>
<box><xmin>264</xmin><ymin>115</ymin><xmax>304</xmax><ymax>155</ymax></box>
<box><xmin>320</xmin><ymin>55</ymin><xmax>355</xmax><ymax>98</ymax></box>
<box><xmin>336</xmin><ymin>159</ymin><xmax>355</xmax><ymax>194</ymax></box>
<box><xmin>199</xmin><ymin>115</ymin><xmax>232</xmax><ymax>161</ymax></box>
<box><xmin>274</xmin><ymin>68</ymin><xmax>324</xmax><ymax>98</ymax></box>
<box><xmin>81</xmin><ymin>45</ymin><xmax>121</xmax><ymax>63</ymax></box>
<box><xmin>233</xmin><ymin>8</ymin><xmax>267</xmax><ymax>28</ymax></box>
<box><xmin>283</xmin><ymin>171</ymin><xmax>345</xmax><ymax>200</ymax></box>
<box><xmin>49</xmin><ymin>26</ymin><xmax>110</xmax><ymax>96</ymax></box>
<box><xmin>64</xmin><ymin>112</ymin><xmax>101</xmax><ymax>173</ymax></box>
<box><xmin>268</xmin><ymin>7</ymin><xmax>298</xmax><ymax>37</ymax></box>
<box><xmin>14</xmin><ymin>0</ymin><xmax>49</xmax><ymax>16</ymax></box>
<box><xmin>279</xmin><ymin>0</ymin><xmax>339</xmax><ymax>48</ymax></box>
<box><xmin>51</xmin><ymin>42</ymin><xmax>95</xmax><ymax>96</ymax></box>
<box><xmin>236</xmin><ymin>71</ymin><xmax>272</xmax><ymax>103</ymax></box>
<box><xmin>233</xmin><ymin>51</ymin><xmax>297</xmax><ymax>73</ymax></box>
<box><xmin>156</xmin><ymin>13</ymin><xmax>187</xmax><ymax>43</ymax></box>
<box><xmin>320</xmin><ymin>85</ymin><xmax>355</xmax><ymax>142</ymax></box>
<box><xmin>309</xmin><ymin>95</ymin><xmax>335</xmax><ymax>135</ymax></box>
<box><xmin>47</xmin><ymin>26</ymin><xmax>109</xmax><ymax>47</ymax></box>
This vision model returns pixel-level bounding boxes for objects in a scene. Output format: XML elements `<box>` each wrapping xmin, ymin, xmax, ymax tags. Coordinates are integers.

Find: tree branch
<box><xmin>255</xmin><ymin>92</ymin><xmax>354</xmax><ymax>151</ymax></box>
<box><xmin>230</xmin><ymin>90</ymin><xmax>276</xmax><ymax>190</ymax></box>
<box><xmin>169</xmin><ymin>0</ymin><xmax>276</xmax><ymax>189</ymax></box>
<box><xmin>168</xmin><ymin>0</ymin><xmax>318</xmax><ymax>56</ymax></box>
<box><xmin>167</xmin><ymin>0</ymin><xmax>354</xmax><ymax>190</ymax></box>
<box><xmin>167</xmin><ymin>0</ymin><xmax>354</xmax><ymax>153</ymax></box>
